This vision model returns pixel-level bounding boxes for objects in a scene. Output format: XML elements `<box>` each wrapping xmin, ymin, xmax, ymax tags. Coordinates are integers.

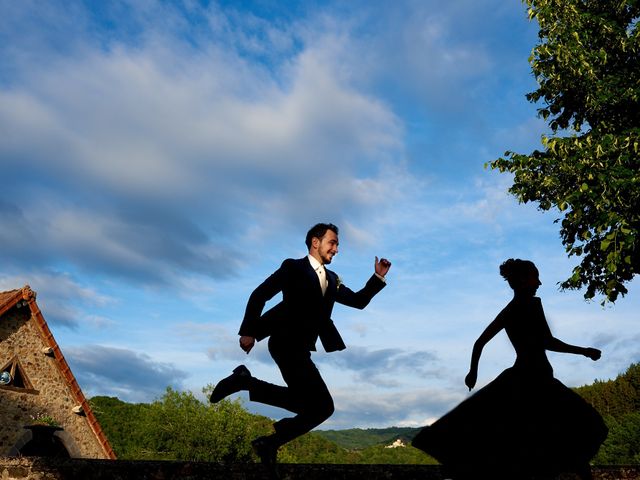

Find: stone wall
<box><xmin>0</xmin><ymin>306</ymin><xmax>105</xmax><ymax>458</ymax></box>
<box><xmin>0</xmin><ymin>458</ymin><xmax>639</xmax><ymax>480</ymax></box>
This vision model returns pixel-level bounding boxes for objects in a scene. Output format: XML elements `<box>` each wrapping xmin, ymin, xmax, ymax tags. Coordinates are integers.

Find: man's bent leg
<box><xmin>248</xmin><ymin>378</ymin><xmax>302</xmax><ymax>413</ymax></box>
<box><xmin>268</xmin><ymin>345</ymin><xmax>334</xmax><ymax>446</ymax></box>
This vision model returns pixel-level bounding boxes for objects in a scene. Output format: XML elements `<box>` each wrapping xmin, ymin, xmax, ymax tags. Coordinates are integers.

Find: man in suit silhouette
<box><xmin>210</xmin><ymin>223</ymin><xmax>391</xmax><ymax>466</ymax></box>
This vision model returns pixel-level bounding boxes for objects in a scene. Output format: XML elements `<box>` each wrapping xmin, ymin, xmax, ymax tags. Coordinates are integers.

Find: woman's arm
<box><xmin>546</xmin><ymin>337</ymin><xmax>602</xmax><ymax>360</ymax></box>
<box><xmin>538</xmin><ymin>298</ymin><xmax>601</xmax><ymax>360</ymax></box>
<box><xmin>465</xmin><ymin>312</ymin><xmax>507</xmax><ymax>390</ymax></box>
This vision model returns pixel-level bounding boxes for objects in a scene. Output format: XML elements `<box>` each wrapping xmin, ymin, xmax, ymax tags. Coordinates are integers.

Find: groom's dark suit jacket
<box><xmin>238</xmin><ymin>257</ymin><xmax>386</xmax><ymax>352</ymax></box>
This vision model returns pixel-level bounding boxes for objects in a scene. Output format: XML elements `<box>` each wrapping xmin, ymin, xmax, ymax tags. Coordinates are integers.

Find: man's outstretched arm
<box><xmin>336</xmin><ymin>256</ymin><xmax>391</xmax><ymax>309</ymax></box>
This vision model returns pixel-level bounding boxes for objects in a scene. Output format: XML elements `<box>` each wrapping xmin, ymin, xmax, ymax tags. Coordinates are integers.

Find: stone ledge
<box><xmin>1</xmin><ymin>457</ymin><xmax>638</xmax><ymax>480</ymax></box>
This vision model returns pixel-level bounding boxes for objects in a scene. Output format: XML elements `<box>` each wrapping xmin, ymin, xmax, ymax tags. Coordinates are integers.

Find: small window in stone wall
<box><xmin>0</xmin><ymin>355</ymin><xmax>38</xmax><ymax>394</ymax></box>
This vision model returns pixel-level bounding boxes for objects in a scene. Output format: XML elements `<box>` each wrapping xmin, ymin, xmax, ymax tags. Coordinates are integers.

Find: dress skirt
<box><xmin>412</xmin><ymin>366</ymin><xmax>607</xmax><ymax>477</ymax></box>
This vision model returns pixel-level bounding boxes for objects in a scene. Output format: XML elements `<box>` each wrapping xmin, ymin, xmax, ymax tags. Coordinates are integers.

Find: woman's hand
<box><xmin>240</xmin><ymin>335</ymin><xmax>256</xmax><ymax>354</ymax></box>
<box><xmin>465</xmin><ymin>370</ymin><xmax>477</xmax><ymax>391</ymax></box>
<box><xmin>583</xmin><ymin>347</ymin><xmax>602</xmax><ymax>361</ymax></box>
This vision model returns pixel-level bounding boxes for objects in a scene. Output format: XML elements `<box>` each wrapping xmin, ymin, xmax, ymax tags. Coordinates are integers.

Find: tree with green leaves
<box><xmin>90</xmin><ymin>367</ymin><xmax>640</xmax><ymax>465</ymax></box>
<box><xmin>142</xmin><ymin>387</ymin><xmax>260</xmax><ymax>462</ymax></box>
<box><xmin>90</xmin><ymin>389</ymin><xmax>438</xmax><ymax>464</ymax></box>
<box><xmin>489</xmin><ymin>0</ymin><xmax>640</xmax><ymax>302</ymax></box>
<box><xmin>575</xmin><ymin>363</ymin><xmax>640</xmax><ymax>463</ymax></box>
<box><xmin>91</xmin><ymin>387</ymin><xmax>271</xmax><ymax>462</ymax></box>
<box><xmin>89</xmin><ymin>396</ymin><xmax>153</xmax><ymax>459</ymax></box>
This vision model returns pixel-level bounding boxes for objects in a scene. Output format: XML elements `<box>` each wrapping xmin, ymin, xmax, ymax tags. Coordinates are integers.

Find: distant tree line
<box><xmin>317</xmin><ymin>427</ymin><xmax>421</xmax><ymax>450</ymax></box>
<box><xmin>90</xmin><ymin>365</ymin><xmax>640</xmax><ymax>465</ymax></box>
<box><xmin>89</xmin><ymin>385</ymin><xmax>435</xmax><ymax>464</ymax></box>
<box><xmin>575</xmin><ymin>362</ymin><xmax>640</xmax><ymax>464</ymax></box>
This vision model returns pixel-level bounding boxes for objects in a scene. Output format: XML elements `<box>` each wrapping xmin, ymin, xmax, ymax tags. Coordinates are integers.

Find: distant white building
<box><xmin>384</xmin><ymin>439</ymin><xmax>406</xmax><ymax>449</ymax></box>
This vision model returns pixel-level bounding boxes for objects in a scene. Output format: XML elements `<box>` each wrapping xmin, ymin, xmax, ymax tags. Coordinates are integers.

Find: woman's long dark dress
<box><xmin>412</xmin><ymin>296</ymin><xmax>607</xmax><ymax>477</ymax></box>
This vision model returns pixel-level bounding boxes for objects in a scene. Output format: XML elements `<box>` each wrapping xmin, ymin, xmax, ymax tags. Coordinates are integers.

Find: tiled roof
<box><xmin>0</xmin><ymin>289</ymin><xmax>23</xmax><ymax>317</ymax></box>
<box><xmin>0</xmin><ymin>286</ymin><xmax>116</xmax><ymax>459</ymax></box>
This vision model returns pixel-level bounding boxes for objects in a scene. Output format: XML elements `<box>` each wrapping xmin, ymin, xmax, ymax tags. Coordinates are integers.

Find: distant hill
<box><xmin>574</xmin><ymin>362</ymin><xmax>640</xmax><ymax>464</ymax></box>
<box><xmin>89</xmin><ymin>363</ymin><xmax>640</xmax><ymax>464</ymax></box>
<box><xmin>315</xmin><ymin>427</ymin><xmax>422</xmax><ymax>450</ymax></box>
<box><xmin>315</xmin><ymin>362</ymin><xmax>640</xmax><ymax>463</ymax></box>
<box><xmin>90</xmin><ymin>393</ymin><xmax>434</xmax><ymax>464</ymax></box>
<box><xmin>574</xmin><ymin>362</ymin><xmax>640</xmax><ymax>418</ymax></box>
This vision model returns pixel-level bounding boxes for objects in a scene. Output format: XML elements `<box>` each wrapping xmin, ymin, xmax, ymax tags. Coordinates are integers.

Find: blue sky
<box><xmin>1</xmin><ymin>0</ymin><xmax>638</xmax><ymax>430</ymax></box>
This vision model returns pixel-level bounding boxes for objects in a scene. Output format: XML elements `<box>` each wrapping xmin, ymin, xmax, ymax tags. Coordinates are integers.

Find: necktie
<box><xmin>317</xmin><ymin>266</ymin><xmax>328</xmax><ymax>295</ymax></box>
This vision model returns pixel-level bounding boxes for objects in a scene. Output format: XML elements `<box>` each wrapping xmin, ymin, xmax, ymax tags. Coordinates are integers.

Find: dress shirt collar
<box><xmin>307</xmin><ymin>254</ymin><xmax>324</xmax><ymax>271</ymax></box>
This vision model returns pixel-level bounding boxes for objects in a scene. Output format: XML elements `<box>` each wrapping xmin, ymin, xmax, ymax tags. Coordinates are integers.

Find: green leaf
<box><xmin>489</xmin><ymin>0</ymin><xmax>640</xmax><ymax>304</ymax></box>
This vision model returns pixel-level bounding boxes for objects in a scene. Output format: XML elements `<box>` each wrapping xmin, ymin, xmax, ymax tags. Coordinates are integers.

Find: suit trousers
<box><xmin>248</xmin><ymin>336</ymin><xmax>335</xmax><ymax>446</ymax></box>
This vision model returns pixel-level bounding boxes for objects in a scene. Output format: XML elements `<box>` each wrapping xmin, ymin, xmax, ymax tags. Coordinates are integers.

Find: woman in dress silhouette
<box><xmin>412</xmin><ymin>259</ymin><xmax>607</xmax><ymax>479</ymax></box>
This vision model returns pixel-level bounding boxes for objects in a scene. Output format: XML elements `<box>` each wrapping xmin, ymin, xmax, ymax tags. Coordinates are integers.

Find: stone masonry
<box><xmin>0</xmin><ymin>287</ymin><xmax>114</xmax><ymax>459</ymax></box>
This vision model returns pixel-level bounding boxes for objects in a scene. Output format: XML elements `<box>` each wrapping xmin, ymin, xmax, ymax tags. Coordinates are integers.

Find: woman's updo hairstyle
<box><xmin>500</xmin><ymin>258</ymin><xmax>536</xmax><ymax>289</ymax></box>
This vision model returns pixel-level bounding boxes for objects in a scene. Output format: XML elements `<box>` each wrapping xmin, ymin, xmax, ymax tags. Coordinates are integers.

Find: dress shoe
<box><xmin>209</xmin><ymin>365</ymin><xmax>251</xmax><ymax>403</ymax></box>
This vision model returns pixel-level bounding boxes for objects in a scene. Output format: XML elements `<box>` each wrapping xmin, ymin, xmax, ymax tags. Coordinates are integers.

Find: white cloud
<box><xmin>2</xmin><ymin>17</ymin><xmax>402</xmax><ymax>196</ymax></box>
<box><xmin>319</xmin><ymin>346</ymin><xmax>441</xmax><ymax>388</ymax></box>
<box><xmin>326</xmin><ymin>385</ymin><xmax>467</xmax><ymax>429</ymax></box>
<box><xmin>0</xmin><ymin>271</ymin><xmax>112</xmax><ymax>328</ymax></box>
<box><xmin>0</xmin><ymin>2</ymin><xmax>407</xmax><ymax>289</ymax></box>
<box><xmin>65</xmin><ymin>344</ymin><xmax>187</xmax><ymax>403</ymax></box>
